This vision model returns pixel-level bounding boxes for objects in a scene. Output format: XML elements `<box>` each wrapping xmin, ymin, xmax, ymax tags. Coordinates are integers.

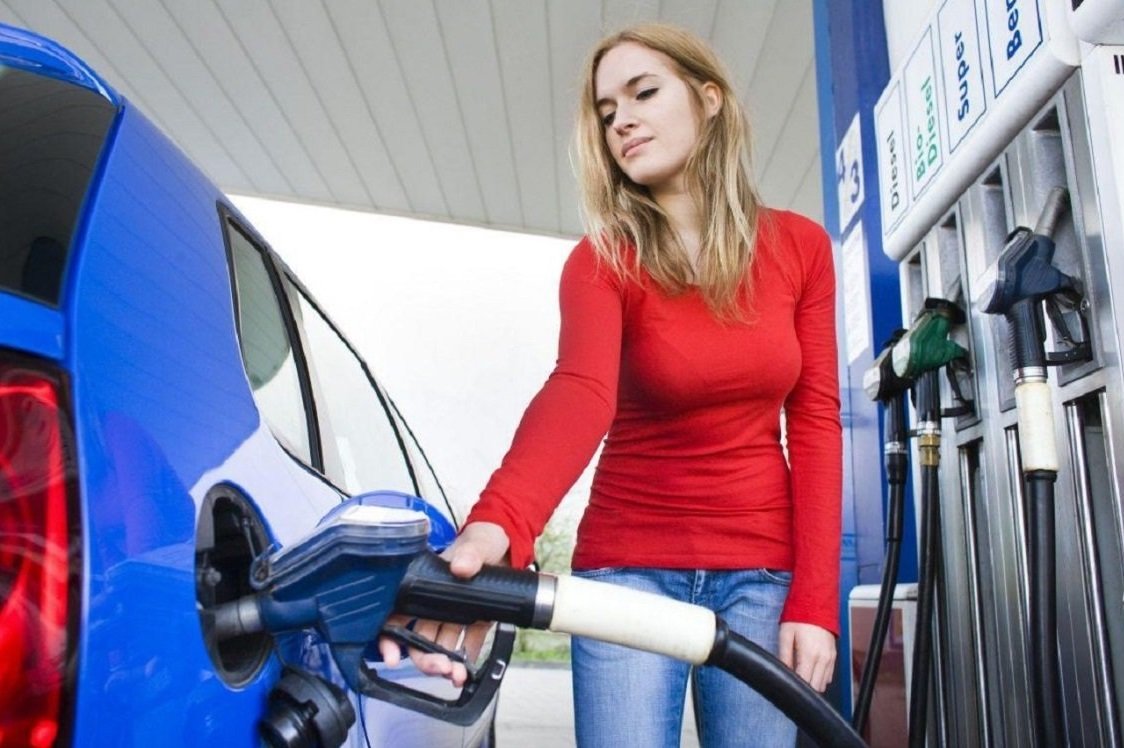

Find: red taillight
<box><xmin>0</xmin><ymin>357</ymin><xmax>76</xmax><ymax>748</ymax></box>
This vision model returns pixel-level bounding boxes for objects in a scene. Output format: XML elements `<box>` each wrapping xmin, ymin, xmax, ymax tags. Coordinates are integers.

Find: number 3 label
<box><xmin>836</xmin><ymin>113</ymin><xmax>864</xmax><ymax>231</ymax></box>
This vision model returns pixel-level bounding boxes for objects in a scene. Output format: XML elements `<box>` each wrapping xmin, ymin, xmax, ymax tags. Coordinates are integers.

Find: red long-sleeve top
<box><xmin>466</xmin><ymin>209</ymin><xmax>843</xmax><ymax>634</ymax></box>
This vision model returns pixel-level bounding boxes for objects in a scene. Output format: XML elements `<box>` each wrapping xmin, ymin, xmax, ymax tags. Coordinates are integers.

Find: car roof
<box><xmin>0</xmin><ymin>22</ymin><xmax>118</xmax><ymax>105</ymax></box>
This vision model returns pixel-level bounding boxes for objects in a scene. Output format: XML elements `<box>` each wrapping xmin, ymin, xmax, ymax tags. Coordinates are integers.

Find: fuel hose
<box><xmin>907</xmin><ymin>370</ymin><xmax>942</xmax><ymax>748</ymax></box>
<box><xmin>210</xmin><ymin>497</ymin><xmax>866</xmax><ymax>747</ymax></box>
<box><xmin>851</xmin><ymin>390</ymin><xmax>907</xmax><ymax>735</ymax></box>
<box><xmin>395</xmin><ymin>553</ymin><xmax>866</xmax><ymax>748</ymax></box>
<box><xmin>980</xmin><ymin>186</ymin><xmax>1079</xmax><ymax>745</ymax></box>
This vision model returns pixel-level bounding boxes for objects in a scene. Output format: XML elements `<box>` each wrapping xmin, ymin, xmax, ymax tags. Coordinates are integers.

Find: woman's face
<box><xmin>594</xmin><ymin>42</ymin><xmax>719</xmax><ymax>196</ymax></box>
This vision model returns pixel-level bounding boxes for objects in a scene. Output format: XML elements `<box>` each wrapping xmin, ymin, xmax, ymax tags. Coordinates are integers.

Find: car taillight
<box><xmin>0</xmin><ymin>354</ymin><xmax>78</xmax><ymax>748</ymax></box>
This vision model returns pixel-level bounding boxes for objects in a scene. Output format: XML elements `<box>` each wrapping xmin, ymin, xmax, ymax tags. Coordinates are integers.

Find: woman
<box><xmin>381</xmin><ymin>23</ymin><xmax>842</xmax><ymax>747</ymax></box>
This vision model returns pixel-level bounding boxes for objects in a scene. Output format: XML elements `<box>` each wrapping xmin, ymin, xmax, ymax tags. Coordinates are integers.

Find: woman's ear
<box><xmin>701</xmin><ymin>81</ymin><xmax>723</xmax><ymax>119</ymax></box>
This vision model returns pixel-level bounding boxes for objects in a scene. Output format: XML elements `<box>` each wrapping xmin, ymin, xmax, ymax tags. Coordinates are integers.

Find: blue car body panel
<box><xmin>1</xmin><ymin>22</ymin><xmax>483</xmax><ymax>748</ymax></box>
<box><xmin>68</xmin><ymin>101</ymin><xmax>274</xmax><ymax>746</ymax></box>
<box><xmin>0</xmin><ymin>294</ymin><xmax>65</xmax><ymax>360</ymax></box>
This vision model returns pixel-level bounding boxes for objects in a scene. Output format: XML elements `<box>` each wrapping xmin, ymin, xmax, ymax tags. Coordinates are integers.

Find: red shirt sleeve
<box><xmin>466</xmin><ymin>239</ymin><xmax>622</xmax><ymax>567</ymax></box>
<box><xmin>778</xmin><ymin>221</ymin><xmax>844</xmax><ymax>635</ymax></box>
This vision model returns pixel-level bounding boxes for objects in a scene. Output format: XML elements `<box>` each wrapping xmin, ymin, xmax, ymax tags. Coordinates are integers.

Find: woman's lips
<box><xmin>622</xmin><ymin>137</ymin><xmax>652</xmax><ymax>158</ymax></box>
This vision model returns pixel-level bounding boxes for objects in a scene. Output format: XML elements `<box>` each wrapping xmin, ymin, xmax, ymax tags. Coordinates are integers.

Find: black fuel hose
<box><xmin>397</xmin><ymin>554</ymin><xmax>866</xmax><ymax>748</ymax></box>
<box><xmin>852</xmin><ymin>394</ymin><xmax>908</xmax><ymax>734</ymax></box>
<box><xmin>908</xmin><ymin>371</ymin><xmax>942</xmax><ymax>748</ymax></box>
<box><xmin>707</xmin><ymin>620</ymin><xmax>865</xmax><ymax>748</ymax></box>
<box><xmin>908</xmin><ymin>462</ymin><xmax>941</xmax><ymax>748</ymax></box>
<box><xmin>1028</xmin><ymin>470</ymin><xmax>1062</xmax><ymax>744</ymax></box>
<box><xmin>217</xmin><ymin>550</ymin><xmax>866</xmax><ymax>746</ymax></box>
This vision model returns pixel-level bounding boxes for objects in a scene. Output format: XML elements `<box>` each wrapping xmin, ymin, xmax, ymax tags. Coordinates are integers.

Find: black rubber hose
<box><xmin>908</xmin><ymin>464</ymin><xmax>941</xmax><ymax>748</ymax></box>
<box><xmin>706</xmin><ymin>620</ymin><xmax>866</xmax><ymax>748</ymax></box>
<box><xmin>852</xmin><ymin>489</ymin><xmax>904</xmax><ymax>733</ymax></box>
<box><xmin>1027</xmin><ymin>470</ymin><xmax>1063</xmax><ymax>745</ymax></box>
<box><xmin>852</xmin><ymin>395</ymin><xmax>908</xmax><ymax>734</ymax></box>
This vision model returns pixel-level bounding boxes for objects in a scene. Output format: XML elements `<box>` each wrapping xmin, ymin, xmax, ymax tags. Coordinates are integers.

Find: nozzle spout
<box><xmin>1034</xmin><ymin>187</ymin><xmax>1069</xmax><ymax>238</ymax></box>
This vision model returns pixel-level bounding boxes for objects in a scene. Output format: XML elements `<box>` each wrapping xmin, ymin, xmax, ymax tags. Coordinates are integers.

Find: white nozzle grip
<box><xmin>1015</xmin><ymin>381</ymin><xmax>1059</xmax><ymax>471</ymax></box>
<box><xmin>548</xmin><ymin>575</ymin><xmax>717</xmax><ymax>665</ymax></box>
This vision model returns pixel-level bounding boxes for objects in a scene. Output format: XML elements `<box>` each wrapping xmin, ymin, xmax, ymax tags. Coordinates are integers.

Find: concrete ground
<box><xmin>495</xmin><ymin>665</ymin><xmax>700</xmax><ymax>747</ymax></box>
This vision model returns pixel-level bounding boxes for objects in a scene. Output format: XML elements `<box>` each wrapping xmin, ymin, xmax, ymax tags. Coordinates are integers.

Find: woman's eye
<box><xmin>601</xmin><ymin>111</ymin><xmax>615</xmax><ymax>127</ymax></box>
<box><xmin>637</xmin><ymin>87</ymin><xmax>658</xmax><ymax>100</ymax></box>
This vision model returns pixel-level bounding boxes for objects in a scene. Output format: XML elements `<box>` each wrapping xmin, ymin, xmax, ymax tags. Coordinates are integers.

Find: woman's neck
<box><xmin>653</xmin><ymin>185</ymin><xmax>703</xmax><ymax>272</ymax></box>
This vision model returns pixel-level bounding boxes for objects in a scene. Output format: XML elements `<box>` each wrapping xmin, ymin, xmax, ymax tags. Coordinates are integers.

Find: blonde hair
<box><xmin>574</xmin><ymin>24</ymin><xmax>764</xmax><ymax>317</ymax></box>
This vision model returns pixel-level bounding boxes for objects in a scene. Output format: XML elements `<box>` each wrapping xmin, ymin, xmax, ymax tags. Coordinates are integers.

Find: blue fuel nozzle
<box><xmin>980</xmin><ymin>187</ymin><xmax>1091</xmax><ymax>373</ymax></box>
<box><xmin>210</xmin><ymin>491</ymin><xmax>517</xmax><ymax>728</ymax></box>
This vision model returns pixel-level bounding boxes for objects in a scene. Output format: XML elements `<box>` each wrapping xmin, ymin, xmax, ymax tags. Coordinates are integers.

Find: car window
<box><xmin>226</xmin><ymin>224</ymin><xmax>314</xmax><ymax>464</ymax></box>
<box><xmin>0</xmin><ymin>67</ymin><xmax>116</xmax><ymax>305</ymax></box>
<box><xmin>293</xmin><ymin>290</ymin><xmax>417</xmax><ymax>496</ymax></box>
<box><xmin>387</xmin><ymin>397</ymin><xmax>461</xmax><ymax>528</ymax></box>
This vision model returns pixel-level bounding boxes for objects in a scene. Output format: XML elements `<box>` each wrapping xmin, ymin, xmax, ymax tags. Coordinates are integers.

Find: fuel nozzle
<box><xmin>862</xmin><ymin>329</ymin><xmax>909</xmax><ymax>403</ymax></box>
<box><xmin>890</xmin><ymin>297</ymin><xmax>973</xmax><ymax>422</ymax></box>
<box><xmin>980</xmin><ymin>187</ymin><xmax>1091</xmax><ymax>377</ymax></box>
<box><xmin>891</xmin><ymin>298</ymin><xmax>968</xmax><ymax>383</ymax></box>
<box><xmin>207</xmin><ymin>491</ymin><xmax>517</xmax><ymax>729</ymax></box>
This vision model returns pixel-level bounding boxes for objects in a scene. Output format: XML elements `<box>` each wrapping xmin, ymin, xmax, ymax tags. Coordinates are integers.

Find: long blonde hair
<box><xmin>574</xmin><ymin>24</ymin><xmax>763</xmax><ymax>316</ymax></box>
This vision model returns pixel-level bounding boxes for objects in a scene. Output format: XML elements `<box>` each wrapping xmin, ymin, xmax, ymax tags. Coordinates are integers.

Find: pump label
<box><xmin>875</xmin><ymin>81</ymin><xmax>908</xmax><ymax>230</ymax></box>
<box><xmin>984</xmin><ymin>0</ymin><xmax>1043</xmax><ymax>95</ymax></box>
<box><xmin>905</xmin><ymin>27</ymin><xmax>944</xmax><ymax>199</ymax></box>
<box><xmin>938</xmin><ymin>0</ymin><xmax>987</xmax><ymax>150</ymax></box>
<box><xmin>836</xmin><ymin>113</ymin><xmax>865</xmax><ymax>232</ymax></box>
<box><xmin>840</xmin><ymin>222</ymin><xmax>872</xmax><ymax>365</ymax></box>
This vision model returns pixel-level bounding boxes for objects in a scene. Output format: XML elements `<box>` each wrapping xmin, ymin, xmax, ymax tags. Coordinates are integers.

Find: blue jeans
<box><xmin>571</xmin><ymin>567</ymin><xmax>796</xmax><ymax>748</ymax></box>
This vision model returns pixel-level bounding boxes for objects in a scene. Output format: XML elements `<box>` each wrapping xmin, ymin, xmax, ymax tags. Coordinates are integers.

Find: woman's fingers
<box><xmin>377</xmin><ymin>522</ymin><xmax>513</xmax><ymax>687</ymax></box>
<box><xmin>447</xmin><ymin>522</ymin><xmax>511</xmax><ymax>577</ymax></box>
<box><xmin>778</xmin><ymin>621</ymin><xmax>837</xmax><ymax>692</ymax></box>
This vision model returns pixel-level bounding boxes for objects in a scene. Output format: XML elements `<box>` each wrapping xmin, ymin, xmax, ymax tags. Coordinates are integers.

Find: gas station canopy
<box><xmin>0</xmin><ymin>0</ymin><xmax>823</xmax><ymax>237</ymax></box>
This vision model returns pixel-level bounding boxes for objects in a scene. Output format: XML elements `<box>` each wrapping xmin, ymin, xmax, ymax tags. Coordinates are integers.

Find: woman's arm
<box><xmin>780</xmin><ymin>222</ymin><xmax>843</xmax><ymax>636</ymax></box>
<box><xmin>466</xmin><ymin>239</ymin><xmax>624</xmax><ymax>568</ymax></box>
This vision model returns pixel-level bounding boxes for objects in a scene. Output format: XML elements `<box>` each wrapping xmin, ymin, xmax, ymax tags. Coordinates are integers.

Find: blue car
<box><xmin>0</xmin><ymin>23</ymin><xmax>502</xmax><ymax>747</ymax></box>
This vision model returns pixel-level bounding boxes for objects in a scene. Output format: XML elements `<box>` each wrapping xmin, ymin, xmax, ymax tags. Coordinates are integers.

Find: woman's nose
<box><xmin>613</xmin><ymin>110</ymin><xmax>636</xmax><ymax>135</ymax></box>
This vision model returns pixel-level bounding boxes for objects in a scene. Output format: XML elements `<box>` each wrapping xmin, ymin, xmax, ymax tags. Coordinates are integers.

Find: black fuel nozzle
<box><xmin>864</xmin><ymin>331</ymin><xmax>911</xmax><ymax>492</ymax></box>
<box><xmin>980</xmin><ymin>187</ymin><xmax>1091</xmax><ymax>374</ymax></box>
<box><xmin>862</xmin><ymin>329</ymin><xmax>909</xmax><ymax>403</ymax></box>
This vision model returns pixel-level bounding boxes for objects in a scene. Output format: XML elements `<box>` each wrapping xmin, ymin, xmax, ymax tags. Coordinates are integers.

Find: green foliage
<box><xmin>512</xmin><ymin>513</ymin><xmax>576</xmax><ymax>663</ymax></box>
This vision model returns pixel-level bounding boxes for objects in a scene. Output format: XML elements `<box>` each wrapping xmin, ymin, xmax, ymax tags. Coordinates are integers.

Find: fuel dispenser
<box><xmin>859</xmin><ymin>8</ymin><xmax>1124</xmax><ymax>742</ymax></box>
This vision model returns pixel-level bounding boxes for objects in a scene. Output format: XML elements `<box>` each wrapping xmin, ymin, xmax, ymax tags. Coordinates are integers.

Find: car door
<box><xmin>223</xmin><ymin>213</ymin><xmax>470</xmax><ymax>748</ymax></box>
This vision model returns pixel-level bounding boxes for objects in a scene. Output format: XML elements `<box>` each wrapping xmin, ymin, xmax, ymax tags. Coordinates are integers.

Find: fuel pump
<box><xmin>889</xmin><ymin>298</ymin><xmax>971</xmax><ymax>747</ymax></box>
<box><xmin>208</xmin><ymin>492</ymin><xmax>866</xmax><ymax>748</ymax></box>
<box><xmin>852</xmin><ymin>330</ymin><xmax>910</xmax><ymax>735</ymax></box>
<box><xmin>979</xmin><ymin>187</ymin><xmax>1092</xmax><ymax>746</ymax></box>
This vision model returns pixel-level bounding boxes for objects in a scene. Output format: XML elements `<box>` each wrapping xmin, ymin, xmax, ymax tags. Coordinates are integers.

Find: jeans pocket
<box><xmin>760</xmin><ymin>568</ymin><xmax>793</xmax><ymax>586</ymax></box>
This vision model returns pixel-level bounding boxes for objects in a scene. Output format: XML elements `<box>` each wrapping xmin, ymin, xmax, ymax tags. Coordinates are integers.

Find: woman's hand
<box><xmin>778</xmin><ymin>621</ymin><xmax>836</xmax><ymax>692</ymax></box>
<box><xmin>376</xmin><ymin>521</ymin><xmax>511</xmax><ymax>687</ymax></box>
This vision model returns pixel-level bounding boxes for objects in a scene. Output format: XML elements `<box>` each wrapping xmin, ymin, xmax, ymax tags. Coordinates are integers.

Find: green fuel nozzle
<box><xmin>891</xmin><ymin>298</ymin><xmax>968</xmax><ymax>382</ymax></box>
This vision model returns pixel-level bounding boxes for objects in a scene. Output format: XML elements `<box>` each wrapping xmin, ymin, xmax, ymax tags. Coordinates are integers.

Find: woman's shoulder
<box><xmin>563</xmin><ymin>235</ymin><xmax>633</xmax><ymax>289</ymax></box>
<box><xmin>756</xmin><ymin>208</ymin><xmax>834</xmax><ymax>287</ymax></box>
